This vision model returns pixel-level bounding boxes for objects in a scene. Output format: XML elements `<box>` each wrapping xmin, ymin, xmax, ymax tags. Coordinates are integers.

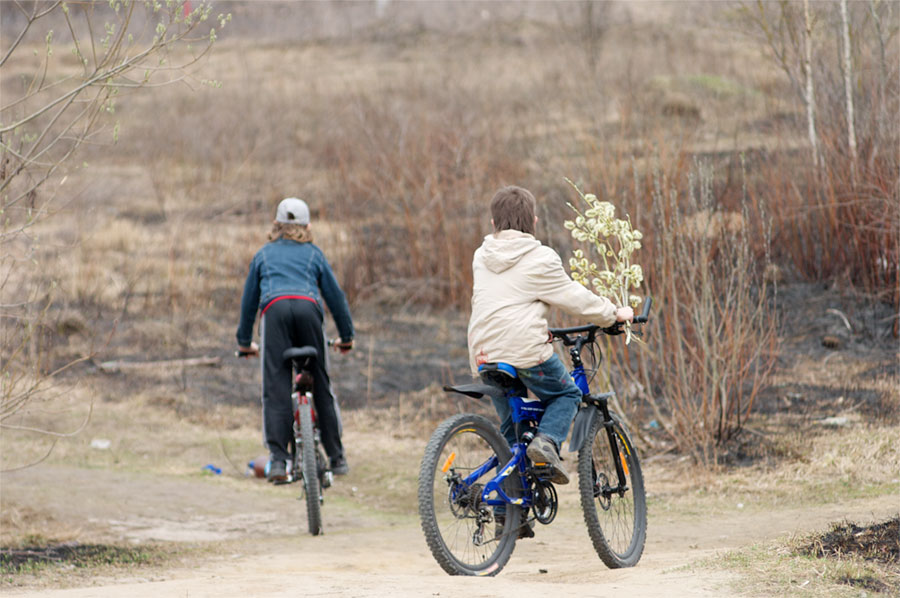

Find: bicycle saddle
<box><xmin>478</xmin><ymin>363</ymin><xmax>528</xmax><ymax>397</ymax></box>
<box><xmin>442</xmin><ymin>363</ymin><xmax>528</xmax><ymax>400</ymax></box>
<box><xmin>283</xmin><ymin>346</ymin><xmax>317</xmax><ymax>364</ymax></box>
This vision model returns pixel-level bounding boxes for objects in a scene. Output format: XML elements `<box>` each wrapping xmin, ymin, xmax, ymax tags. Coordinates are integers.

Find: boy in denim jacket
<box><xmin>237</xmin><ymin>198</ymin><xmax>354</xmax><ymax>481</ymax></box>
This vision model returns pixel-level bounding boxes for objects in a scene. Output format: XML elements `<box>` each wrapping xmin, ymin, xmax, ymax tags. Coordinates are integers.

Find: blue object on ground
<box><xmin>203</xmin><ymin>464</ymin><xmax>222</xmax><ymax>475</ymax></box>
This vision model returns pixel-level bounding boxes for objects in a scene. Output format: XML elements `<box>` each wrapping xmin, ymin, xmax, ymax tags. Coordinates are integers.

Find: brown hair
<box><xmin>268</xmin><ymin>221</ymin><xmax>313</xmax><ymax>243</ymax></box>
<box><xmin>490</xmin><ymin>186</ymin><xmax>536</xmax><ymax>235</ymax></box>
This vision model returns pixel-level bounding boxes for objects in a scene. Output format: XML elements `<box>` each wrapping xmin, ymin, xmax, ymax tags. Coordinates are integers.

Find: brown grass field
<box><xmin>1</xmin><ymin>1</ymin><xmax>898</xmax><ymax>596</ymax></box>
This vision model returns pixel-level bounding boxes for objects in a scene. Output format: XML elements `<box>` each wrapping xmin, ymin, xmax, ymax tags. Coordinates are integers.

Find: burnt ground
<box><xmin>759</xmin><ymin>282</ymin><xmax>899</xmax><ymax>421</ymax></box>
<box><xmin>801</xmin><ymin>516</ymin><xmax>900</xmax><ymax>565</ymax></box>
<box><xmin>0</xmin><ymin>543</ymin><xmax>167</xmax><ymax>575</ymax></box>
<box><xmin>797</xmin><ymin>516</ymin><xmax>900</xmax><ymax>593</ymax></box>
<box><xmin>83</xmin><ymin>282</ymin><xmax>897</xmax><ymax>427</ymax></box>
<box><xmin>318</xmin><ymin>282</ymin><xmax>897</xmax><ymax>415</ymax></box>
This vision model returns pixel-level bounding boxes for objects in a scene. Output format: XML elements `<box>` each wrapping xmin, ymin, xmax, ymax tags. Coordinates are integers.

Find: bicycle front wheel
<box><xmin>418</xmin><ymin>413</ymin><xmax>521</xmax><ymax>576</ymax></box>
<box><xmin>297</xmin><ymin>399</ymin><xmax>323</xmax><ymax>536</ymax></box>
<box><xmin>577</xmin><ymin>411</ymin><xmax>647</xmax><ymax>568</ymax></box>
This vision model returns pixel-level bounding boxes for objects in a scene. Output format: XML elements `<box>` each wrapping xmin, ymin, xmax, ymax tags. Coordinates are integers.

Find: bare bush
<box><xmin>1</xmin><ymin>0</ymin><xmax>227</xmax><ymax>469</ymax></box>
<box><xmin>560</xmin><ymin>154</ymin><xmax>778</xmax><ymax>465</ymax></box>
<box><xmin>320</xmin><ymin>82</ymin><xmax>524</xmax><ymax>309</ymax></box>
<box><xmin>643</xmin><ymin>159</ymin><xmax>777</xmax><ymax>464</ymax></box>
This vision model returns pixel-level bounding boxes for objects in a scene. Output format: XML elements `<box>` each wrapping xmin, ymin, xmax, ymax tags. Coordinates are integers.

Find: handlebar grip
<box><xmin>633</xmin><ymin>296</ymin><xmax>652</xmax><ymax>324</ymax></box>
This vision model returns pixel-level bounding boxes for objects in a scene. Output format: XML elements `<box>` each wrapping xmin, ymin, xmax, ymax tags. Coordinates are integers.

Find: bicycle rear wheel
<box><xmin>297</xmin><ymin>399</ymin><xmax>323</xmax><ymax>536</ymax></box>
<box><xmin>418</xmin><ymin>413</ymin><xmax>521</xmax><ymax>576</ymax></box>
<box><xmin>577</xmin><ymin>411</ymin><xmax>647</xmax><ymax>568</ymax></box>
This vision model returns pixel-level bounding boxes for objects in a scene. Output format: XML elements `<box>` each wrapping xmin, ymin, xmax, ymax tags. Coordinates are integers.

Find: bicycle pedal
<box><xmin>530</xmin><ymin>465</ymin><xmax>554</xmax><ymax>478</ymax></box>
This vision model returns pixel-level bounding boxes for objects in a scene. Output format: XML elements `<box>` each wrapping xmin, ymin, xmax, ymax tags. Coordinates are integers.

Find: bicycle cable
<box><xmin>584</xmin><ymin>336</ymin><xmax>601</xmax><ymax>388</ymax></box>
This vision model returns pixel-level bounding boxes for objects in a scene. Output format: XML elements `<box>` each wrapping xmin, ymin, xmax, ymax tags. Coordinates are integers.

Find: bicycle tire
<box><xmin>577</xmin><ymin>410</ymin><xmax>647</xmax><ymax>568</ymax></box>
<box><xmin>298</xmin><ymin>399</ymin><xmax>323</xmax><ymax>536</ymax></box>
<box><xmin>418</xmin><ymin>413</ymin><xmax>521</xmax><ymax>576</ymax></box>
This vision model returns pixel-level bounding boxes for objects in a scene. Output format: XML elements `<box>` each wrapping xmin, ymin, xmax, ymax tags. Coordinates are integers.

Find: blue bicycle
<box><xmin>418</xmin><ymin>299</ymin><xmax>651</xmax><ymax>576</ymax></box>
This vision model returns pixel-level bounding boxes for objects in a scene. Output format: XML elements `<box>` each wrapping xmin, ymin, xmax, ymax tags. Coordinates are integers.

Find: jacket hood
<box><xmin>479</xmin><ymin>230</ymin><xmax>542</xmax><ymax>273</ymax></box>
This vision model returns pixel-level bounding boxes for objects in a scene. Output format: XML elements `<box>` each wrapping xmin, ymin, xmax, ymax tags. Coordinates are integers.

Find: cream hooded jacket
<box><xmin>467</xmin><ymin>230</ymin><xmax>618</xmax><ymax>375</ymax></box>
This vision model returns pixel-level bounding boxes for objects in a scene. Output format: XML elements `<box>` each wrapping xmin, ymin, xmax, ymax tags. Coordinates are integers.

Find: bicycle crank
<box><xmin>532</xmin><ymin>480</ymin><xmax>558</xmax><ymax>524</ymax></box>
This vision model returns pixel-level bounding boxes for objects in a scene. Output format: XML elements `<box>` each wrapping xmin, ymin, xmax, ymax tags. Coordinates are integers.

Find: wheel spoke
<box><xmin>578</xmin><ymin>413</ymin><xmax>646</xmax><ymax>568</ymax></box>
<box><xmin>419</xmin><ymin>414</ymin><xmax>520</xmax><ymax>576</ymax></box>
<box><xmin>432</xmin><ymin>433</ymin><xmax>496</xmax><ymax>564</ymax></box>
<box><xmin>591</xmin><ymin>438</ymin><xmax>635</xmax><ymax>554</ymax></box>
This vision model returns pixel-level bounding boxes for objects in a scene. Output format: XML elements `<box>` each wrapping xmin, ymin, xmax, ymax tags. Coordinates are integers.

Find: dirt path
<box><xmin>3</xmin><ymin>463</ymin><xmax>897</xmax><ymax>598</ymax></box>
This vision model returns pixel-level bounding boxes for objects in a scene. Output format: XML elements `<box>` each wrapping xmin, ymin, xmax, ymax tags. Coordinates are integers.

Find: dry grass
<box><xmin>2</xmin><ymin>10</ymin><xmax>898</xmax><ymax>597</ymax></box>
<box><xmin>1</xmin><ymin>1</ymin><xmax>897</xmax><ymax>476</ymax></box>
<box><xmin>714</xmin><ymin>535</ymin><xmax>899</xmax><ymax>598</ymax></box>
<box><xmin>708</xmin><ymin>515</ymin><xmax>900</xmax><ymax>598</ymax></box>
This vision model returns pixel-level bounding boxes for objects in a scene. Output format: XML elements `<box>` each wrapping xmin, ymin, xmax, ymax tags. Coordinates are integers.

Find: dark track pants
<box><xmin>260</xmin><ymin>298</ymin><xmax>344</xmax><ymax>463</ymax></box>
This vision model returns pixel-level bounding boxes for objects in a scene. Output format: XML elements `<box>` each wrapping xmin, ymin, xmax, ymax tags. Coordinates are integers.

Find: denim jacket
<box><xmin>236</xmin><ymin>239</ymin><xmax>354</xmax><ymax>346</ymax></box>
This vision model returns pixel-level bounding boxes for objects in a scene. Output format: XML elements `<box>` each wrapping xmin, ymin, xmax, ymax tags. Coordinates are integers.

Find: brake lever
<box><xmin>602</xmin><ymin>322</ymin><xmax>625</xmax><ymax>336</ymax></box>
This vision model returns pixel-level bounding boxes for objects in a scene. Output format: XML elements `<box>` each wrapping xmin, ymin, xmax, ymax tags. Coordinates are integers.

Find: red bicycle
<box><xmin>239</xmin><ymin>345</ymin><xmax>332</xmax><ymax>536</ymax></box>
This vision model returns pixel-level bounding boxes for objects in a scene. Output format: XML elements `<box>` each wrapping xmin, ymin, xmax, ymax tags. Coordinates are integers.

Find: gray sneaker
<box><xmin>330</xmin><ymin>456</ymin><xmax>349</xmax><ymax>476</ymax></box>
<box><xmin>266</xmin><ymin>459</ymin><xmax>288</xmax><ymax>484</ymax></box>
<box><xmin>495</xmin><ymin>514</ymin><xmax>535</xmax><ymax>540</ymax></box>
<box><xmin>526</xmin><ymin>434</ymin><xmax>569</xmax><ymax>485</ymax></box>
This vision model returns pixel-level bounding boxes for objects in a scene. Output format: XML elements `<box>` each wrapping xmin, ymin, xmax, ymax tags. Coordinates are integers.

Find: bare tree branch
<box><xmin>0</xmin><ymin>0</ymin><xmax>63</xmax><ymax>68</ymax></box>
<box><xmin>0</xmin><ymin>438</ymin><xmax>59</xmax><ymax>473</ymax></box>
<box><xmin>0</xmin><ymin>0</ymin><xmax>229</xmax><ymax>467</ymax></box>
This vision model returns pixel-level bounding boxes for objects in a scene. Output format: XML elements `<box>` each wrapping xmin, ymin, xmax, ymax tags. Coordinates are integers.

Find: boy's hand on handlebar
<box><xmin>237</xmin><ymin>342</ymin><xmax>259</xmax><ymax>358</ymax></box>
<box><xmin>601</xmin><ymin>306</ymin><xmax>634</xmax><ymax>336</ymax></box>
<box><xmin>333</xmin><ymin>339</ymin><xmax>353</xmax><ymax>354</ymax></box>
<box><xmin>616</xmin><ymin>306</ymin><xmax>634</xmax><ymax>323</ymax></box>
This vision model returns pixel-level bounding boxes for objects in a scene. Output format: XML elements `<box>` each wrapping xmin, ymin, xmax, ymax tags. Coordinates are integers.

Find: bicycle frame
<box><xmin>457</xmin><ymin>342</ymin><xmax>630</xmax><ymax>514</ymax></box>
<box><xmin>567</xmin><ymin>342</ymin><xmax>632</xmax><ymax>497</ymax></box>
<box><xmin>288</xmin><ymin>363</ymin><xmax>332</xmax><ymax>490</ymax></box>
<box><xmin>292</xmin><ymin>374</ymin><xmax>317</xmax><ymax>427</ymax></box>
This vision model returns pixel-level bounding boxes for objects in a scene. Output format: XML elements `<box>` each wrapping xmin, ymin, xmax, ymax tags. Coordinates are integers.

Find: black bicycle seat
<box><xmin>478</xmin><ymin>363</ymin><xmax>528</xmax><ymax>397</ymax></box>
<box><xmin>283</xmin><ymin>346</ymin><xmax>317</xmax><ymax>364</ymax></box>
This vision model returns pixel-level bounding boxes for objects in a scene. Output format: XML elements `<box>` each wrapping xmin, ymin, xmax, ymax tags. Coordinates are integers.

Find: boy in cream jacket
<box><xmin>468</xmin><ymin>186</ymin><xmax>633</xmax><ymax>484</ymax></box>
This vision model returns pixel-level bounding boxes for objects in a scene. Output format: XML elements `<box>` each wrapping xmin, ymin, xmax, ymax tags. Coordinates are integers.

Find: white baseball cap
<box><xmin>275</xmin><ymin>197</ymin><xmax>310</xmax><ymax>225</ymax></box>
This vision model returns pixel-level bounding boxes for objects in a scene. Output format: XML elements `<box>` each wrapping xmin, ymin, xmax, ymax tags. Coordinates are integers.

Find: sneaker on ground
<box><xmin>330</xmin><ymin>455</ymin><xmax>349</xmax><ymax>476</ymax></box>
<box><xmin>266</xmin><ymin>459</ymin><xmax>288</xmax><ymax>484</ymax></box>
<box><xmin>526</xmin><ymin>434</ymin><xmax>570</xmax><ymax>485</ymax></box>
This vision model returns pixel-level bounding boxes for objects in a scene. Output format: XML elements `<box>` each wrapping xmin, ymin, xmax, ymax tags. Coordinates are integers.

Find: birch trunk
<box><xmin>803</xmin><ymin>0</ymin><xmax>819</xmax><ymax>169</ymax></box>
<box><xmin>868</xmin><ymin>0</ymin><xmax>890</xmax><ymax>170</ymax></box>
<box><xmin>840</xmin><ymin>0</ymin><xmax>858</xmax><ymax>180</ymax></box>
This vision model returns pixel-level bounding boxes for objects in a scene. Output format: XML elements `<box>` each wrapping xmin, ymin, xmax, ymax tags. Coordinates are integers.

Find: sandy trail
<box><xmin>3</xmin><ymin>465</ymin><xmax>896</xmax><ymax>597</ymax></box>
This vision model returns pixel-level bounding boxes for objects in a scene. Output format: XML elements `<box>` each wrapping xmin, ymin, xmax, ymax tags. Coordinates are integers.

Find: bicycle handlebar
<box><xmin>549</xmin><ymin>296</ymin><xmax>652</xmax><ymax>346</ymax></box>
<box><xmin>633</xmin><ymin>296</ymin><xmax>652</xmax><ymax>324</ymax></box>
<box><xmin>237</xmin><ymin>339</ymin><xmax>352</xmax><ymax>358</ymax></box>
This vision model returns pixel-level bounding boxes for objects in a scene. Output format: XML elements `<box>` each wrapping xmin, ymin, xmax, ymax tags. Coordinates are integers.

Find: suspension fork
<box><xmin>568</xmin><ymin>337</ymin><xmax>629</xmax><ymax>493</ymax></box>
<box><xmin>597</xmin><ymin>399</ymin><xmax>629</xmax><ymax>494</ymax></box>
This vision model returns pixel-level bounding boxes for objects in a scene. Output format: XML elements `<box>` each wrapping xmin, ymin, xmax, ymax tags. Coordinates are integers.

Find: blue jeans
<box><xmin>489</xmin><ymin>353</ymin><xmax>582</xmax><ymax>450</ymax></box>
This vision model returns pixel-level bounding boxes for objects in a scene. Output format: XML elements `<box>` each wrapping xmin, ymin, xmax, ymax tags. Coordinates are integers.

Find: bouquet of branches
<box><xmin>563</xmin><ymin>179</ymin><xmax>645</xmax><ymax>344</ymax></box>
